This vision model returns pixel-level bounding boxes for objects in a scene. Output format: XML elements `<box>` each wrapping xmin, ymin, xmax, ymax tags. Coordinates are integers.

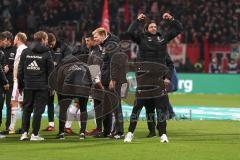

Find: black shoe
<box><xmin>57</xmin><ymin>133</ymin><xmax>65</xmax><ymax>140</ymax></box>
<box><xmin>107</xmin><ymin>132</ymin><xmax>115</xmax><ymax>139</ymax></box>
<box><xmin>0</xmin><ymin>130</ymin><xmax>9</xmax><ymax>135</ymax></box>
<box><xmin>92</xmin><ymin>131</ymin><xmax>104</xmax><ymax>138</ymax></box>
<box><xmin>79</xmin><ymin>133</ymin><xmax>85</xmax><ymax>140</ymax></box>
<box><xmin>146</xmin><ymin>132</ymin><xmax>157</xmax><ymax>138</ymax></box>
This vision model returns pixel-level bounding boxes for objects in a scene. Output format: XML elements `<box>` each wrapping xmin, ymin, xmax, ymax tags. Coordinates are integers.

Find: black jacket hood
<box><xmin>30</xmin><ymin>41</ymin><xmax>49</xmax><ymax>54</ymax></box>
<box><xmin>102</xmin><ymin>33</ymin><xmax>120</xmax><ymax>46</ymax></box>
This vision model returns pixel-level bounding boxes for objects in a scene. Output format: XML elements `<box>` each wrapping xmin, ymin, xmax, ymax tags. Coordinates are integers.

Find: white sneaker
<box><xmin>160</xmin><ymin>134</ymin><xmax>169</xmax><ymax>143</ymax></box>
<box><xmin>30</xmin><ymin>134</ymin><xmax>44</xmax><ymax>141</ymax></box>
<box><xmin>79</xmin><ymin>133</ymin><xmax>85</xmax><ymax>140</ymax></box>
<box><xmin>0</xmin><ymin>134</ymin><xmax>6</xmax><ymax>139</ymax></box>
<box><xmin>20</xmin><ymin>132</ymin><xmax>28</xmax><ymax>141</ymax></box>
<box><xmin>124</xmin><ymin>132</ymin><xmax>134</xmax><ymax>143</ymax></box>
<box><xmin>8</xmin><ymin>129</ymin><xmax>15</xmax><ymax>134</ymax></box>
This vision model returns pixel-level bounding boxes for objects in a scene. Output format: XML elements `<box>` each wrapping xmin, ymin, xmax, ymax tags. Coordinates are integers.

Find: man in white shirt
<box><xmin>8</xmin><ymin>32</ymin><xmax>28</xmax><ymax>134</ymax></box>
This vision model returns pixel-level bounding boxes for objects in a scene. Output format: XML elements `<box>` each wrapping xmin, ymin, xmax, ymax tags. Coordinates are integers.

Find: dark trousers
<box><xmin>0</xmin><ymin>87</ymin><xmax>4</xmax><ymax>127</ymax></box>
<box><xmin>93</xmin><ymin>98</ymin><xmax>112</xmax><ymax>136</ymax></box>
<box><xmin>78</xmin><ymin>97</ymin><xmax>88</xmax><ymax>133</ymax></box>
<box><xmin>154</xmin><ymin>95</ymin><xmax>169</xmax><ymax>136</ymax></box>
<box><xmin>58</xmin><ymin>94</ymin><xmax>71</xmax><ymax>134</ymax></box>
<box><xmin>112</xmin><ymin>84</ymin><xmax>124</xmax><ymax>135</ymax></box>
<box><xmin>102</xmin><ymin>83</ymin><xmax>123</xmax><ymax>136</ymax></box>
<box><xmin>93</xmin><ymin>99</ymin><xmax>103</xmax><ymax>131</ymax></box>
<box><xmin>128</xmin><ymin>95</ymin><xmax>169</xmax><ymax>136</ymax></box>
<box><xmin>47</xmin><ymin>93</ymin><xmax>55</xmax><ymax>122</ymax></box>
<box><xmin>22</xmin><ymin>89</ymin><xmax>48</xmax><ymax>135</ymax></box>
<box><xmin>101</xmin><ymin>90</ymin><xmax>112</xmax><ymax>137</ymax></box>
<box><xmin>58</xmin><ymin>94</ymin><xmax>88</xmax><ymax>134</ymax></box>
<box><xmin>103</xmin><ymin>113</ymin><xmax>112</xmax><ymax>136</ymax></box>
<box><xmin>128</xmin><ymin>98</ymin><xmax>156</xmax><ymax>133</ymax></box>
<box><xmin>0</xmin><ymin>86</ymin><xmax>12</xmax><ymax>129</ymax></box>
<box><xmin>4</xmin><ymin>85</ymin><xmax>12</xmax><ymax>130</ymax></box>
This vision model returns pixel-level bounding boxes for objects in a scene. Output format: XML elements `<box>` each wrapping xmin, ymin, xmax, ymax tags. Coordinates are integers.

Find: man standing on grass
<box><xmin>124</xmin><ymin>13</ymin><xmax>183</xmax><ymax>143</ymax></box>
<box><xmin>92</xmin><ymin>28</ymin><xmax>127</xmax><ymax>139</ymax></box>
<box><xmin>8</xmin><ymin>32</ymin><xmax>28</xmax><ymax>134</ymax></box>
<box><xmin>0</xmin><ymin>62</ymin><xmax>9</xmax><ymax>139</ymax></box>
<box><xmin>18</xmin><ymin>31</ymin><xmax>54</xmax><ymax>141</ymax></box>
<box><xmin>43</xmin><ymin>33</ymin><xmax>72</xmax><ymax>131</ymax></box>
<box><xmin>1</xmin><ymin>31</ymin><xmax>16</xmax><ymax>134</ymax></box>
<box><xmin>0</xmin><ymin>33</ymin><xmax>9</xmax><ymax>139</ymax></box>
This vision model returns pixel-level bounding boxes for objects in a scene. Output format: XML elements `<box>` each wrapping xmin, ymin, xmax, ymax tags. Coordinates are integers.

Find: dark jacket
<box><xmin>72</xmin><ymin>44</ymin><xmax>89</xmax><ymax>56</ymax></box>
<box><xmin>87</xmin><ymin>45</ymin><xmax>103</xmax><ymax>67</ymax></box>
<box><xmin>99</xmin><ymin>33</ymin><xmax>127</xmax><ymax>85</ymax></box>
<box><xmin>0</xmin><ymin>49</ymin><xmax>6</xmax><ymax>67</ymax></box>
<box><xmin>49</xmin><ymin>55</ymin><xmax>92</xmax><ymax>97</ymax></box>
<box><xmin>0</xmin><ymin>63</ymin><xmax>8</xmax><ymax>87</ymax></box>
<box><xmin>165</xmin><ymin>53</ymin><xmax>178</xmax><ymax>92</ymax></box>
<box><xmin>51</xmin><ymin>41</ymin><xmax>72</xmax><ymax>66</ymax></box>
<box><xmin>0</xmin><ymin>50</ymin><xmax>8</xmax><ymax>87</ymax></box>
<box><xmin>18</xmin><ymin>41</ymin><xmax>54</xmax><ymax>90</ymax></box>
<box><xmin>3</xmin><ymin>46</ymin><xmax>16</xmax><ymax>85</ymax></box>
<box><xmin>127</xmin><ymin>19</ymin><xmax>183</xmax><ymax>79</ymax></box>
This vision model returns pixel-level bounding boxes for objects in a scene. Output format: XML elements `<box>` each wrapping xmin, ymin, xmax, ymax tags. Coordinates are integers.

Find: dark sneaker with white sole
<box><xmin>79</xmin><ymin>133</ymin><xmax>85</xmax><ymax>140</ymax></box>
<box><xmin>57</xmin><ymin>133</ymin><xmax>65</xmax><ymax>140</ymax></box>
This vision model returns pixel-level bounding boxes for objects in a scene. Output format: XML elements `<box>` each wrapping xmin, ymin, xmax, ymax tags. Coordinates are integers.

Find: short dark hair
<box><xmin>2</xmin><ymin>31</ymin><xmax>13</xmax><ymax>41</ymax></box>
<box><xmin>0</xmin><ymin>33</ymin><xmax>7</xmax><ymax>41</ymax></box>
<box><xmin>85</xmin><ymin>32</ymin><xmax>93</xmax><ymax>39</ymax></box>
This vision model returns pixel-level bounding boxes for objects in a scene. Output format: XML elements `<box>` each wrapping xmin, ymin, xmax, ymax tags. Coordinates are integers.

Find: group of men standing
<box><xmin>0</xmin><ymin>12</ymin><xmax>182</xmax><ymax>143</ymax></box>
<box><xmin>0</xmin><ymin>28</ymin><xmax>127</xmax><ymax>141</ymax></box>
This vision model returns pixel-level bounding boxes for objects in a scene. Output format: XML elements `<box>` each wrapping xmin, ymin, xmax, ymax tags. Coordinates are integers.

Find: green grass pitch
<box><xmin>0</xmin><ymin>120</ymin><xmax>240</xmax><ymax>160</ymax></box>
<box><xmin>124</xmin><ymin>93</ymin><xmax>240</xmax><ymax>108</ymax></box>
<box><xmin>0</xmin><ymin>93</ymin><xmax>240</xmax><ymax>160</ymax></box>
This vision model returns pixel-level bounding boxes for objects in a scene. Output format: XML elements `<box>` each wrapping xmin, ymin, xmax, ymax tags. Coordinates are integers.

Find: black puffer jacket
<box><xmin>18</xmin><ymin>41</ymin><xmax>54</xmax><ymax>90</ymax></box>
<box><xmin>100</xmin><ymin>34</ymin><xmax>127</xmax><ymax>85</ymax></box>
<box><xmin>0</xmin><ymin>63</ymin><xmax>8</xmax><ymax>87</ymax></box>
<box><xmin>72</xmin><ymin>44</ymin><xmax>89</xmax><ymax>56</ymax></box>
<box><xmin>3</xmin><ymin>46</ymin><xmax>16</xmax><ymax>85</ymax></box>
<box><xmin>127</xmin><ymin>19</ymin><xmax>183</xmax><ymax>79</ymax></box>
<box><xmin>0</xmin><ymin>50</ymin><xmax>8</xmax><ymax>87</ymax></box>
<box><xmin>49</xmin><ymin>54</ymin><xmax>92</xmax><ymax>97</ymax></box>
<box><xmin>51</xmin><ymin>41</ymin><xmax>72</xmax><ymax>66</ymax></box>
<box><xmin>0</xmin><ymin>49</ymin><xmax>6</xmax><ymax>67</ymax></box>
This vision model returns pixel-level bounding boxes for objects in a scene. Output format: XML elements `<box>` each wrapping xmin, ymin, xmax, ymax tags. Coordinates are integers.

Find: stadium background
<box><xmin>0</xmin><ymin>0</ymin><xmax>240</xmax><ymax>160</ymax></box>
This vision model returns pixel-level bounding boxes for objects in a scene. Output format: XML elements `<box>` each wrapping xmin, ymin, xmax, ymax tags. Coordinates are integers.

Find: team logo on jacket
<box><xmin>55</xmin><ymin>48</ymin><xmax>61</xmax><ymax>54</ymax></box>
<box><xmin>102</xmin><ymin>48</ymin><xmax>106</xmax><ymax>55</ymax></box>
<box><xmin>157</xmin><ymin>36</ymin><xmax>164</xmax><ymax>42</ymax></box>
<box><xmin>68</xmin><ymin>64</ymin><xmax>82</xmax><ymax>71</ymax></box>
<box><xmin>27</xmin><ymin>60</ymin><xmax>40</xmax><ymax>70</ymax></box>
<box><xmin>147</xmin><ymin>37</ymin><xmax>152</xmax><ymax>41</ymax></box>
<box><xmin>10</xmin><ymin>52</ymin><xmax>15</xmax><ymax>57</ymax></box>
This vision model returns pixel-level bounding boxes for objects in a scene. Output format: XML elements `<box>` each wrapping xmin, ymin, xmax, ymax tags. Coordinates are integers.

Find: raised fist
<box><xmin>137</xmin><ymin>13</ymin><xmax>146</xmax><ymax>21</ymax></box>
<box><xmin>162</xmin><ymin>13</ymin><xmax>173</xmax><ymax>20</ymax></box>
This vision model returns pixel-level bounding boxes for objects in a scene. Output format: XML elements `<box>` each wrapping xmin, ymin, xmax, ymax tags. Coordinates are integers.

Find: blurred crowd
<box><xmin>1</xmin><ymin>0</ymin><xmax>240</xmax><ymax>44</ymax></box>
<box><xmin>0</xmin><ymin>0</ymin><xmax>240</xmax><ymax>73</ymax></box>
<box><xmin>174</xmin><ymin>57</ymin><xmax>240</xmax><ymax>74</ymax></box>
